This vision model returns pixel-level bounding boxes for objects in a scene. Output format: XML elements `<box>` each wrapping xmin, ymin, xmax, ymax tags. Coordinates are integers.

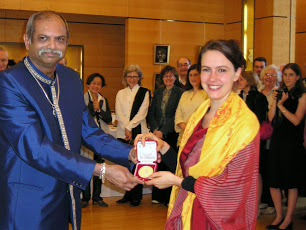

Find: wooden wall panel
<box><xmin>296</xmin><ymin>0</ymin><xmax>305</xmax><ymax>78</ymax></box>
<box><xmin>60</xmin><ymin>0</ymin><xmax>128</xmax><ymax>17</ymax></box>
<box><xmin>254</xmin><ymin>18</ymin><xmax>273</xmax><ymax>64</ymax></box>
<box><xmin>161</xmin><ymin>21</ymin><xmax>205</xmax><ymax>66</ymax></box>
<box><xmin>0</xmin><ymin>0</ymin><xmax>20</xmax><ymax>9</ymax></box>
<box><xmin>255</xmin><ymin>0</ymin><xmax>274</xmax><ymax>18</ymax></box>
<box><xmin>296</xmin><ymin>0</ymin><xmax>306</xmax><ymax>32</ymax></box>
<box><xmin>125</xmin><ymin>19</ymin><xmax>161</xmax><ymax>91</ymax></box>
<box><xmin>225</xmin><ymin>0</ymin><xmax>242</xmax><ymax>23</ymax></box>
<box><xmin>295</xmin><ymin>33</ymin><xmax>306</xmax><ymax>78</ymax></box>
<box><xmin>224</xmin><ymin>23</ymin><xmax>242</xmax><ymax>42</ymax></box>
<box><xmin>127</xmin><ymin>0</ymin><xmax>224</xmax><ymax>23</ymax></box>
<box><xmin>272</xmin><ymin>18</ymin><xmax>291</xmax><ymax>65</ymax></box>
<box><xmin>204</xmin><ymin>24</ymin><xmax>225</xmax><ymax>43</ymax></box>
<box><xmin>273</xmin><ymin>0</ymin><xmax>291</xmax><ymax>17</ymax></box>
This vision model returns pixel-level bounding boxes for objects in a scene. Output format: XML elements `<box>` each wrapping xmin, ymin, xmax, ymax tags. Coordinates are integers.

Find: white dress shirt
<box><xmin>115</xmin><ymin>84</ymin><xmax>149</xmax><ymax>139</ymax></box>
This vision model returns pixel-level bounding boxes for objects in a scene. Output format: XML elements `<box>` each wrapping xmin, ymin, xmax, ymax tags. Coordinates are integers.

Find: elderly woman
<box><xmin>147</xmin><ymin>65</ymin><xmax>184</xmax><ymax>205</ymax></box>
<box><xmin>175</xmin><ymin>64</ymin><xmax>208</xmax><ymax>147</ymax></box>
<box><xmin>136</xmin><ymin>40</ymin><xmax>260</xmax><ymax>229</ymax></box>
<box><xmin>115</xmin><ymin>64</ymin><xmax>150</xmax><ymax>207</ymax></box>
<box><xmin>81</xmin><ymin>73</ymin><xmax>112</xmax><ymax>208</ymax></box>
<box><xmin>259</xmin><ymin>65</ymin><xmax>282</xmax><ymax>109</ymax></box>
<box><xmin>266</xmin><ymin>63</ymin><xmax>306</xmax><ymax>230</ymax></box>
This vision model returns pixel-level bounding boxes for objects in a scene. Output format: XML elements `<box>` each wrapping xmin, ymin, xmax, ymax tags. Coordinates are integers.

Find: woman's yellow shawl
<box><xmin>167</xmin><ymin>92</ymin><xmax>259</xmax><ymax>229</ymax></box>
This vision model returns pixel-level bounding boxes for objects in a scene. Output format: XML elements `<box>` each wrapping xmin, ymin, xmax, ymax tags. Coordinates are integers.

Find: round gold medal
<box><xmin>138</xmin><ymin>166</ymin><xmax>153</xmax><ymax>178</ymax></box>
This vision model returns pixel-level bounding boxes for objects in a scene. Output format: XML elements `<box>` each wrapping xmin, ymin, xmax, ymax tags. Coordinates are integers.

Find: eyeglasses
<box><xmin>178</xmin><ymin>63</ymin><xmax>189</xmax><ymax>68</ymax></box>
<box><xmin>126</xmin><ymin>75</ymin><xmax>139</xmax><ymax>79</ymax></box>
<box><xmin>265</xmin><ymin>73</ymin><xmax>277</xmax><ymax>77</ymax></box>
<box><xmin>163</xmin><ymin>74</ymin><xmax>175</xmax><ymax>78</ymax></box>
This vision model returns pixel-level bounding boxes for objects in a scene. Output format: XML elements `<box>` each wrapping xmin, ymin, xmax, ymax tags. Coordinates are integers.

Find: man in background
<box><xmin>253</xmin><ymin>56</ymin><xmax>267</xmax><ymax>89</ymax></box>
<box><xmin>177</xmin><ymin>57</ymin><xmax>191</xmax><ymax>90</ymax></box>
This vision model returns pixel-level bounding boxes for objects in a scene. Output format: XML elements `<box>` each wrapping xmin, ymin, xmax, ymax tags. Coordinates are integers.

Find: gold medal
<box><xmin>138</xmin><ymin>166</ymin><xmax>153</xmax><ymax>178</ymax></box>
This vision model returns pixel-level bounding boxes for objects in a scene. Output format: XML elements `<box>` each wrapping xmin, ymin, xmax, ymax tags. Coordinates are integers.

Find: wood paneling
<box><xmin>204</xmin><ymin>24</ymin><xmax>225</xmax><ymax>43</ymax></box>
<box><xmin>296</xmin><ymin>0</ymin><xmax>306</xmax><ymax>32</ymax></box>
<box><xmin>254</xmin><ymin>18</ymin><xmax>273</xmax><ymax>64</ymax></box>
<box><xmin>225</xmin><ymin>0</ymin><xmax>242</xmax><ymax>23</ymax></box>
<box><xmin>296</xmin><ymin>33</ymin><xmax>306</xmax><ymax>78</ymax></box>
<box><xmin>127</xmin><ymin>0</ymin><xmax>224</xmax><ymax>23</ymax></box>
<box><xmin>296</xmin><ymin>0</ymin><xmax>305</xmax><ymax>77</ymax></box>
<box><xmin>255</xmin><ymin>0</ymin><xmax>274</xmax><ymax>18</ymax></box>
<box><xmin>273</xmin><ymin>0</ymin><xmax>292</xmax><ymax>17</ymax></box>
<box><xmin>0</xmin><ymin>0</ymin><xmax>20</xmax><ymax>9</ymax></box>
<box><xmin>272</xmin><ymin>18</ymin><xmax>291</xmax><ymax>65</ymax></box>
<box><xmin>225</xmin><ymin>23</ymin><xmax>242</xmax><ymax>42</ymax></box>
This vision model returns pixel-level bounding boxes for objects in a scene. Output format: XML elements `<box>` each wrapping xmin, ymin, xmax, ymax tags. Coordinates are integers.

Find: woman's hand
<box><xmin>145</xmin><ymin>171</ymin><xmax>183</xmax><ymax>189</ymax></box>
<box><xmin>153</xmin><ymin>129</ymin><xmax>163</xmax><ymax>139</ymax></box>
<box><xmin>134</xmin><ymin>133</ymin><xmax>170</xmax><ymax>155</ymax></box>
<box><xmin>92</xmin><ymin>99</ymin><xmax>100</xmax><ymax>112</ymax></box>
<box><xmin>277</xmin><ymin>91</ymin><xmax>289</xmax><ymax>107</ymax></box>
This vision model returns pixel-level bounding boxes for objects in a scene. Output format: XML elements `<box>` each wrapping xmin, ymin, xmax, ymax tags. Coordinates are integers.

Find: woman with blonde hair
<box><xmin>115</xmin><ymin>64</ymin><xmax>150</xmax><ymax>207</ymax></box>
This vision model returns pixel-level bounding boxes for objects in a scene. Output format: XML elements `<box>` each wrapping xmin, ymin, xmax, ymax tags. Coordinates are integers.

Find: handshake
<box><xmin>95</xmin><ymin>133</ymin><xmax>171</xmax><ymax>191</ymax></box>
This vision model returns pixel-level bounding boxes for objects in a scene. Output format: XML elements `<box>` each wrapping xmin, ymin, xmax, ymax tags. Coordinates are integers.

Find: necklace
<box><xmin>24</xmin><ymin>57</ymin><xmax>60</xmax><ymax>116</ymax></box>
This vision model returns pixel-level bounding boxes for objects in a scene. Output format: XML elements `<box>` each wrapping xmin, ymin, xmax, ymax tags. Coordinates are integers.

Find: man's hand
<box><xmin>105</xmin><ymin>164</ymin><xmax>144</xmax><ymax>190</ymax></box>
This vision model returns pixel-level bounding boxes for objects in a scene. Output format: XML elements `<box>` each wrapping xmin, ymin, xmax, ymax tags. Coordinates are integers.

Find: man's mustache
<box><xmin>39</xmin><ymin>49</ymin><xmax>63</xmax><ymax>58</ymax></box>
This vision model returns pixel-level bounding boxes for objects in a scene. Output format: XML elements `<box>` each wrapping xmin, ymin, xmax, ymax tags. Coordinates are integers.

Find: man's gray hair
<box><xmin>0</xmin><ymin>45</ymin><xmax>8</xmax><ymax>56</ymax></box>
<box><xmin>26</xmin><ymin>11</ymin><xmax>69</xmax><ymax>44</ymax></box>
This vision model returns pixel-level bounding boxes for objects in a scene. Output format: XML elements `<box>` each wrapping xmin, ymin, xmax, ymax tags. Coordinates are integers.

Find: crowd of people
<box><xmin>0</xmin><ymin>10</ymin><xmax>305</xmax><ymax>230</ymax></box>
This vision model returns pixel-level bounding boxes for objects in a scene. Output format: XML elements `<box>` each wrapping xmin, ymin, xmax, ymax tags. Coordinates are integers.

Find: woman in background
<box><xmin>147</xmin><ymin>65</ymin><xmax>184</xmax><ymax>206</ymax></box>
<box><xmin>266</xmin><ymin>63</ymin><xmax>306</xmax><ymax>230</ymax></box>
<box><xmin>81</xmin><ymin>73</ymin><xmax>112</xmax><ymax>208</ymax></box>
<box><xmin>115</xmin><ymin>64</ymin><xmax>150</xmax><ymax>207</ymax></box>
<box><xmin>259</xmin><ymin>65</ymin><xmax>282</xmax><ymax>109</ymax></box>
<box><xmin>237</xmin><ymin>71</ymin><xmax>269</xmax><ymax>216</ymax></box>
<box><xmin>175</xmin><ymin>64</ymin><xmax>208</xmax><ymax>148</ymax></box>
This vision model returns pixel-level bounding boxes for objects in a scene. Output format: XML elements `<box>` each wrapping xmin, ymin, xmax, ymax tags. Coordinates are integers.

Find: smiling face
<box><xmin>0</xmin><ymin>50</ymin><xmax>8</xmax><ymax>71</ymax></box>
<box><xmin>200</xmin><ymin>50</ymin><xmax>241</xmax><ymax>105</ymax></box>
<box><xmin>177</xmin><ymin>58</ymin><xmax>190</xmax><ymax>77</ymax></box>
<box><xmin>263</xmin><ymin>68</ymin><xmax>277</xmax><ymax>88</ymax></box>
<box><xmin>87</xmin><ymin>76</ymin><xmax>102</xmax><ymax>95</ymax></box>
<box><xmin>162</xmin><ymin>71</ymin><xmax>176</xmax><ymax>88</ymax></box>
<box><xmin>283</xmin><ymin>68</ymin><xmax>300</xmax><ymax>90</ymax></box>
<box><xmin>188</xmin><ymin>69</ymin><xmax>201</xmax><ymax>89</ymax></box>
<box><xmin>126</xmin><ymin>71</ymin><xmax>140</xmax><ymax>89</ymax></box>
<box><xmin>23</xmin><ymin>14</ymin><xmax>68</xmax><ymax>75</ymax></box>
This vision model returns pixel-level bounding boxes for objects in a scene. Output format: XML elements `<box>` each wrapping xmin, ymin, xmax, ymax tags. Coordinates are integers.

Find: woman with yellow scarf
<box><xmin>135</xmin><ymin>40</ymin><xmax>260</xmax><ymax>229</ymax></box>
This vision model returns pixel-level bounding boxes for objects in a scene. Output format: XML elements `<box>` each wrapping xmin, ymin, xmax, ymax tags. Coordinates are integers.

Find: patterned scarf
<box><xmin>166</xmin><ymin>92</ymin><xmax>259</xmax><ymax>229</ymax></box>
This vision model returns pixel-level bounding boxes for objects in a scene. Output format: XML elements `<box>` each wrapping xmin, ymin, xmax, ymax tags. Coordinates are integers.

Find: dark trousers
<box><xmin>82</xmin><ymin>154</ymin><xmax>104</xmax><ymax>202</ymax></box>
<box><xmin>152</xmin><ymin>131</ymin><xmax>178</xmax><ymax>205</ymax></box>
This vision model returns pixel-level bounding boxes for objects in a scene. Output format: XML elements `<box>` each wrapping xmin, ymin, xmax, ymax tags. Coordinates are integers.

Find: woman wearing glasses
<box><xmin>115</xmin><ymin>64</ymin><xmax>150</xmax><ymax>206</ymax></box>
<box><xmin>259</xmin><ymin>65</ymin><xmax>282</xmax><ymax>109</ymax></box>
<box><xmin>265</xmin><ymin>63</ymin><xmax>306</xmax><ymax>230</ymax></box>
<box><xmin>147</xmin><ymin>65</ymin><xmax>184</xmax><ymax>205</ymax></box>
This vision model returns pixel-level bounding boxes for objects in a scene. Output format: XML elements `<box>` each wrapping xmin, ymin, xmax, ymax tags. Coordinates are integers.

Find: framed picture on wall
<box><xmin>153</xmin><ymin>73</ymin><xmax>164</xmax><ymax>94</ymax></box>
<box><xmin>154</xmin><ymin>45</ymin><xmax>170</xmax><ymax>65</ymax></box>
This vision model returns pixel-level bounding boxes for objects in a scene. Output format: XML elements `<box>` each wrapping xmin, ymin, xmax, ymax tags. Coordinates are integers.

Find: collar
<box><xmin>128</xmin><ymin>84</ymin><xmax>140</xmax><ymax>91</ymax></box>
<box><xmin>24</xmin><ymin>56</ymin><xmax>57</xmax><ymax>85</ymax></box>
